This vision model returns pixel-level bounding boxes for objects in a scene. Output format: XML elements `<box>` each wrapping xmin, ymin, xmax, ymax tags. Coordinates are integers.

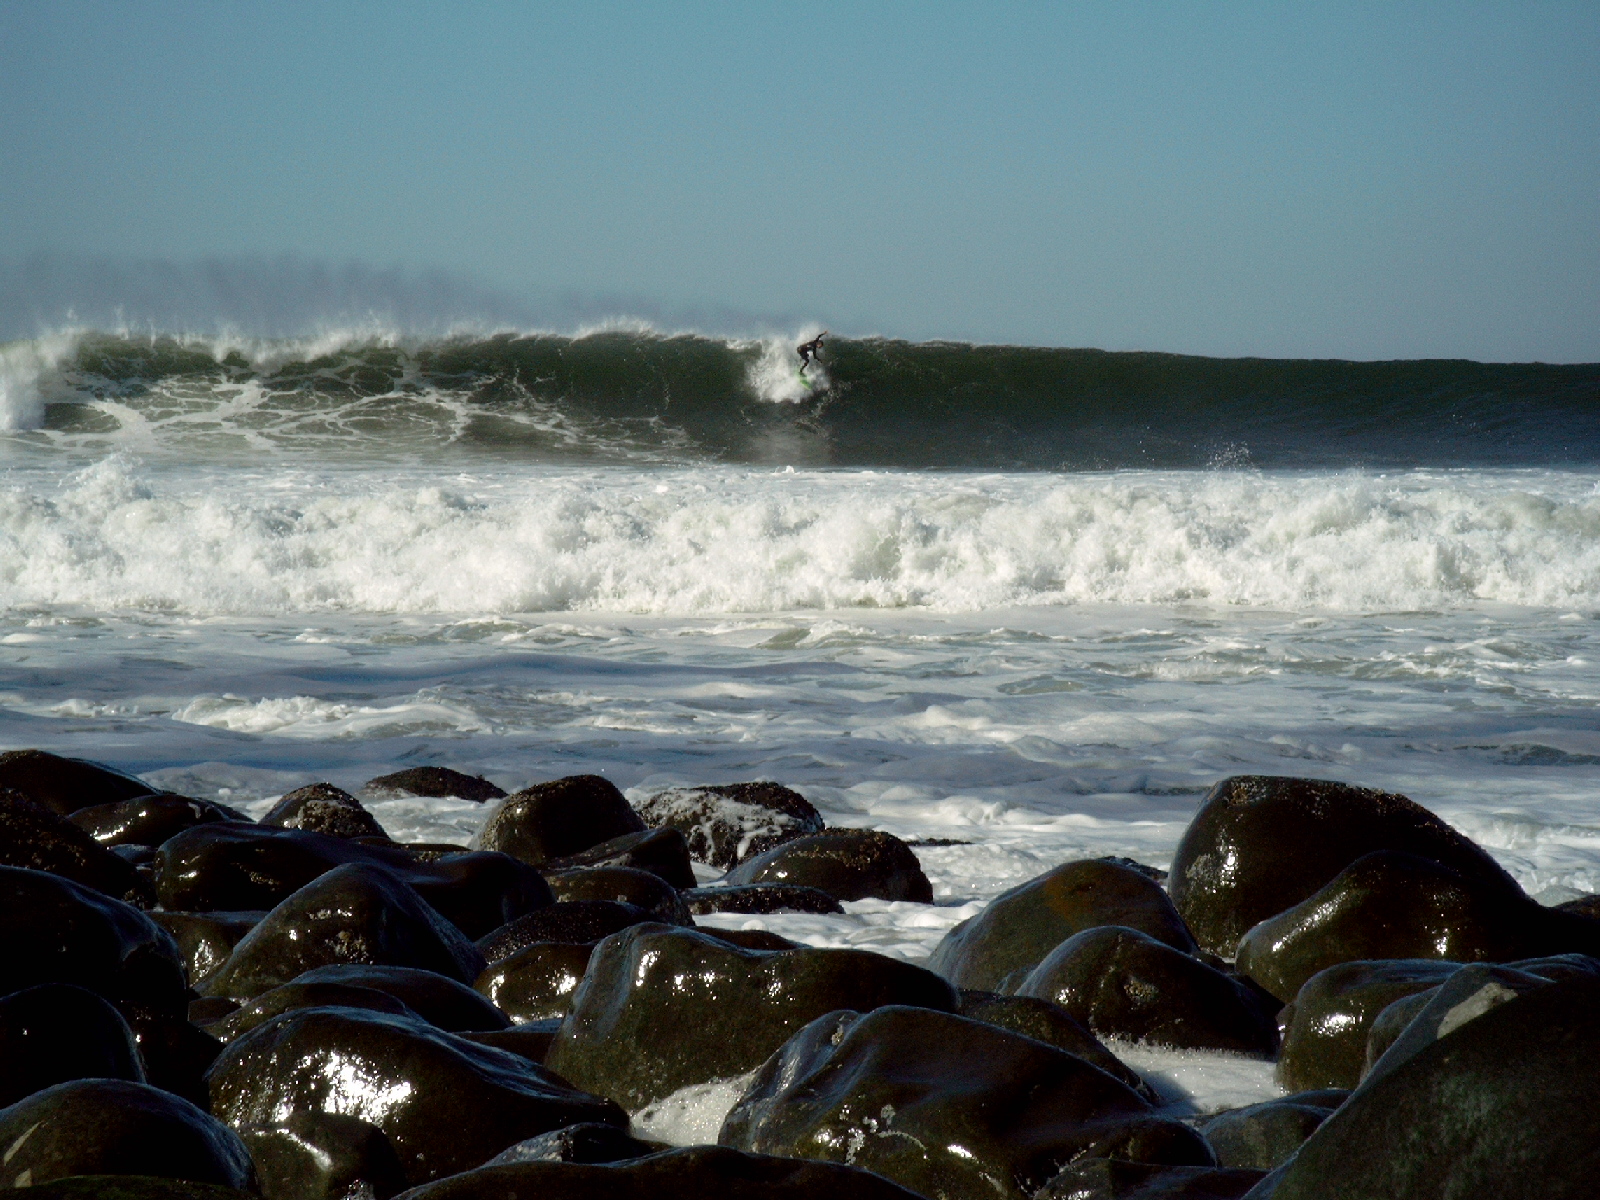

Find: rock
<box><xmin>1234</xmin><ymin>851</ymin><xmax>1543</xmax><ymax>1002</ymax></box>
<box><xmin>155</xmin><ymin>824</ymin><xmax>552</xmax><ymax>939</ymax></box>
<box><xmin>1261</xmin><ymin>976</ymin><xmax>1600</xmax><ymax>1199</ymax></box>
<box><xmin>1198</xmin><ymin>1091</ymin><xmax>1347</xmax><ymax>1170</ymax></box>
<box><xmin>682</xmin><ymin>883</ymin><xmax>844</xmax><ymax>915</ymax></box>
<box><xmin>13</xmin><ymin>1179</ymin><xmax>255</xmax><ymax>1200</ymax></box>
<box><xmin>206</xmin><ymin>1007</ymin><xmax>626</xmax><ymax>1185</ymax></box>
<box><xmin>261</xmin><ymin>783</ymin><xmax>389</xmax><ymax>840</ymax></box>
<box><xmin>476</xmin><ymin>900</ymin><xmax>654</xmax><ymax>964</ymax></box>
<box><xmin>1361</xmin><ymin>989</ymin><xmax>1437</xmax><ymax>1074</ymax></box>
<box><xmin>956</xmin><ymin>991</ymin><xmax>1153</xmax><ymax>1100</ymax></box>
<box><xmin>461</xmin><ymin>1020</ymin><xmax>562</xmax><ymax>1064</ymax></box>
<box><xmin>1168</xmin><ymin>775</ymin><xmax>1526</xmax><ymax>958</ymax></box>
<box><xmin>363</xmin><ymin>767</ymin><xmax>506</xmax><ymax>804</ymax></box>
<box><xmin>69</xmin><ymin>795</ymin><xmax>242</xmax><ymax>847</ymax></box>
<box><xmin>0</xmin><ymin>983</ymin><xmax>147</xmax><ymax>1106</ymax></box>
<box><xmin>928</xmin><ymin>859</ymin><xmax>1197</xmax><ymax>992</ymax></box>
<box><xmin>474</xmin><ymin>942</ymin><xmax>594</xmax><ymax>1023</ymax></box>
<box><xmin>199</xmin><ymin>864</ymin><xmax>487</xmax><ymax>1001</ymax></box>
<box><xmin>545</xmin><ymin>866</ymin><xmax>692</xmax><ymax>925</ymax></box>
<box><xmin>1275</xmin><ymin>959</ymin><xmax>1460</xmax><ymax>1092</ymax></box>
<box><xmin>206</xmin><ymin>981</ymin><xmax>420</xmax><ymax>1042</ymax></box>
<box><xmin>544</xmin><ymin>827</ymin><xmax>697</xmax><ymax>889</ymax></box>
<box><xmin>1014</xmin><ymin>926</ymin><xmax>1278</xmax><ymax>1056</ymax></box>
<box><xmin>0</xmin><ymin>1078</ymin><xmax>255</xmax><ymax>1191</ymax></box>
<box><xmin>722</xmin><ymin>828</ymin><xmax>932</xmax><ymax>903</ymax></box>
<box><xmin>0</xmin><ymin>788</ymin><xmax>155</xmax><ymax>906</ymax></box>
<box><xmin>700</xmin><ymin>928</ymin><xmax>802</xmax><ymax>952</ymax></box>
<box><xmin>0</xmin><ymin>749</ymin><xmax>154</xmax><ymax>816</ymax></box>
<box><xmin>291</xmin><ymin>963</ymin><xmax>510</xmax><ymax>1032</ymax></box>
<box><xmin>190</xmin><ymin>997</ymin><xmax>240</xmax><ymax>1024</ymax></box>
<box><xmin>721</xmin><ymin>1005</ymin><xmax>1212</xmax><ymax>1200</ymax></box>
<box><xmin>1554</xmin><ymin>893</ymin><xmax>1600</xmax><ymax>921</ymax></box>
<box><xmin>388</xmin><ymin>1144</ymin><xmax>927</xmax><ymax>1200</ymax></box>
<box><xmin>484</xmin><ymin>1122</ymin><xmax>661</xmax><ymax>1166</ymax></box>
<box><xmin>150</xmin><ymin>911</ymin><xmax>266</xmax><ymax>986</ymax></box>
<box><xmin>546</xmin><ymin>924</ymin><xmax>957</xmax><ymax>1111</ymax></box>
<box><xmin>636</xmin><ymin>782</ymin><xmax>824</xmax><ymax>870</ymax></box>
<box><xmin>117</xmin><ymin>1003</ymin><xmax>226</xmax><ymax>1109</ymax></box>
<box><xmin>239</xmin><ymin>1112</ymin><xmax>409</xmax><ymax>1200</ymax></box>
<box><xmin>476</xmin><ymin>775</ymin><xmax>644</xmax><ymax>867</ymax></box>
<box><xmin>1036</xmin><ymin>1160</ymin><xmax>1265</xmax><ymax>1199</ymax></box>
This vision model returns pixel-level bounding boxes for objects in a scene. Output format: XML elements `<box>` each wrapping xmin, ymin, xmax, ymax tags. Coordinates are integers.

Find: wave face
<box><xmin>3</xmin><ymin>330</ymin><xmax>1597</xmax><ymax>468</ymax></box>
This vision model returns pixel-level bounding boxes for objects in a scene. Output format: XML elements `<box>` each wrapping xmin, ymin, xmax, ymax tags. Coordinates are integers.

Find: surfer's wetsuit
<box><xmin>797</xmin><ymin>332</ymin><xmax>827</xmax><ymax>375</ymax></box>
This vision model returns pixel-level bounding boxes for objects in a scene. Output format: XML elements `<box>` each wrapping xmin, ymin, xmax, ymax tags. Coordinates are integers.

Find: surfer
<box><xmin>797</xmin><ymin>331</ymin><xmax>827</xmax><ymax>375</ymax></box>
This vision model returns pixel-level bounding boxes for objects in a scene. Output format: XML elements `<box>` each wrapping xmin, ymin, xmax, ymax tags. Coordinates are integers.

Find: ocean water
<box><xmin>3</xmin><ymin>327</ymin><xmax>1598</xmax><ymax>1114</ymax></box>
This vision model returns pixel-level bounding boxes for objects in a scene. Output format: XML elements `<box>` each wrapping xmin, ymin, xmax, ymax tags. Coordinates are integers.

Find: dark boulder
<box><xmin>401</xmin><ymin>850</ymin><xmax>555</xmax><ymax>941</ymax></box>
<box><xmin>1361</xmin><ymin>988</ymin><xmax>1436</xmax><ymax>1073</ymax></box>
<box><xmin>1198</xmin><ymin>1090</ymin><xmax>1347</xmax><ymax>1170</ymax></box>
<box><xmin>476</xmin><ymin>900</ymin><xmax>653</xmax><ymax>964</ymax></box>
<box><xmin>476</xmin><ymin>775</ymin><xmax>644</xmax><ymax>867</ymax></box>
<box><xmin>1234</xmin><ymin>851</ymin><xmax>1545</xmax><ymax>1002</ymax></box>
<box><xmin>118</xmin><ymin>1002</ymin><xmax>226</xmax><ymax>1108</ymax></box>
<box><xmin>363</xmin><ymin>767</ymin><xmax>506</xmax><ymax>804</ymax></box>
<box><xmin>0</xmin><ymin>749</ymin><xmax>153</xmax><ymax>816</ymax></box>
<box><xmin>0</xmin><ymin>983</ymin><xmax>146</xmax><ymax>1106</ymax></box>
<box><xmin>1168</xmin><ymin>775</ymin><xmax>1526</xmax><ymax>957</ymax></box>
<box><xmin>1036</xmin><ymin>1160</ymin><xmax>1265</xmax><ymax>1199</ymax></box>
<box><xmin>701</xmin><ymin>928</ymin><xmax>803</xmax><ymax>952</ymax></box>
<box><xmin>545</xmin><ymin>866</ymin><xmax>692</xmax><ymax>925</ymax></box>
<box><xmin>1015</xmin><ymin>926</ymin><xmax>1277</xmax><ymax>1056</ymax></box>
<box><xmin>0</xmin><ymin>788</ymin><xmax>155</xmax><ymax>906</ymax></box>
<box><xmin>150</xmin><ymin>911</ymin><xmax>266</xmax><ymax>986</ymax></box>
<box><xmin>721</xmin><ymin>1005</ymin><xmax>1211</xmax><ymax>1200</ymax></box>
<box><xmin>291</xmin><ymin>963</ymin><xmax>510</xmax><ymax>1032</ymax></box>
<box><xmin>957</xmin><ymin>991</ymin><xmax>1153</xmax><ymax>1100</ymax></box>
<box><xmin>461</xmin><ymin>1020</ymin><xmax>563</xmax><ymax>1064</ymax></box>
<box><xmin>543</xmin><ymin>827</ymin><xmax>696</xmax><ymax>889</ymax></box>
<box><xmin>1275</xmin><ymin>959</ymin><xmax>1459</xmax><ymax>1092</ymax></box>
<box><xmin>929</xmin><ymin>859</ymin><xmax>1196</xmax><ymax>992</ymax></box>
<box><xmin>69</xmin><ymin>794</ymin><xmax>242</xmax><ymax>847</ymax></box>
<box><xmin>261</xmin><ymin>783</ymin><xmax>388</xmax><ymax>840</ymax></box>
<box><xmin>206</xmin><ymin>981</ymin><xmax>421</xmax><ymax>1042</ymax></box>
<box><xmin>206</xmin><ymin>1006</ymin><xmax>626</xmax><ymax>1185</ymax></box>
<box><xmin>636</xmin><ymin>782</ymin><xmax>824</xmax><ymax>870</ymax></box>
<box><xmin>722</xmin><ymin>828</ymin><xmax>932</xmax><ymax>903</ymax></box>
<box><xmin>682</xmin><ymin>883</ymin><xmax>844</xmax><ymax>915</ymax></box>
<box><xmin>387</xmin><ymin>1144</ymin><xmax>927</xmax><ymax>1200</ymax></box>
<box><xmin>484</xmin><ymin>1122</ymin><xmax>661</xmax><ymax>1166</ymax></box>
<box><xmin>546</xmin><ymin>924</ymin><xmax>957</xmax><ymax>1111</ymax></box>
<box><xmin>1262</xmin><ymin>976</ymin><xmax>1600</xmax><ymax>1199</ymax></box>
<box><xmin>0</xmin><ymin>1078</ymin><xmax>254</xmax><ymax>1191</ymax></box>
<box><xmin>239</xmin><ymin>1112</ymin><xmax>409</xmax><ymax>1200</ymax></box>
<box><xmin>10</xmin><ymin>1180</ymin><xmax>255</xmax><ymax>1200</ymax></box>
<box><xmin>199</xmin><ymin>864</ymin><xmax>486</xmax><ymax>1001</ymax></box>
<box><xmin>474</xmin><ymin>942</ymin><xmax>594</xmax><ymax>1023</ymax></box>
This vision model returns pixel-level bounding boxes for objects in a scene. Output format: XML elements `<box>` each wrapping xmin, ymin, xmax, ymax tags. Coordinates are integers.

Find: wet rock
<box><xmin>700</xmin><ymin>928</ymin><xmax>802</xmax><ymax>951</ymax></box>
<box><xmin>545</xmin><ymin>865</ymin><xmax>692</xmax><ymax>925</ymax></box>
<box><xmin>722</xmin><ymin>828</ymin><xmax>932</xmax><ymax>903</ymax></box>
<box><xmin>0</xmin><ymin>1078</ymin><xmax>255</xmax><ymax>1191</ymax></box>
<box><xmin>1168</xmin><ymin>775</ymin><xmax>1526</xmax><ymax>958</ymax></box>
<box><xmin>13</xmin><ymin>1179</ymin><xmax>255</xmax><ymax>1200</ymax></box>
<box><xmin>363</xmin><ymin>767</ymin><xmax>506</xmax><ymax>804</ymax></box>
<box><xmin>721</xmin><ymin>1005</ymin><xmax>1211</xmax><ymax>1200</ymax></box>
<box><xmin>544</xmin><ymin>827</ymin><xmax>696</xmax><ymax>889</ymax></box>
<box><xmin>1198</xmin><ymin>1090</ymin><xmax>1347</xmax><ymax>1170</ymax></box>
<box><xmin>69</xmin><ymin>794</ymin><xmax>242</xmax><ymax>848</ymax></box>
<box><xmin>474</xmin><ymin>942</ymin><xmax>594</xmax><ymax>1023</ymax></box>
<box><xmin>0</xmin><ymin>788</ymin><xmax>155</xmax><ymax>906</ymax></box>
<box><xmin>476</xmin><ymin>775</ymin><xmax>644</xmax><ymax>867</ymax></box>
<box><xmin>118</xmin><ymin>1003</ymin><xmax>226</xmax><ymax>1108</ymax></box>
<box><xmin>1554</xmin><ymin>892</ymin><xmax>1600</xmax><ymax>921</ymax></box>
<box><xmin>636</xmin><ymin>782</ymin><xmax>824</xmax><ymax>870</ymax></box>
<box><xmin>546</xmin><ymin>924</ymin><xmax>957</xmax><ymax>1110</ymax></box>
<box><xmin>402</xmin><ymin>850</ymin><xmax>555</xmax><ymax>941</ymax></box>
<box><xmin>1275</xmin><ymin>959</ymin><xmax>1459</xmax><ymax>1092</ymax></box>
<box><xmin>461</xmin><ymin>1020</ymin><xmax>562</xmax><ymax>1064</ymax></box>
<box><xmin>0</xmin><ymin>749</ymin><xmax>154</xmax><ymax>816</ymax></box>
<box><xmin>1234</xmin><ymin>851</ymin><xmax>1543</xmax><ymax>1002</ymax></box>
<box><xmin>682</xmin><ymin>882</ymin><xmax>844</xmax><ymax>915</ymax></box>
<box><xmin>1036</xmin><ymin>1160</ymin><xmax>1266</xmax><ymax>1199</ymax></box>
<box><xmin>1015</xmin><ymin>926</ymin><xmax>1278</xmax><ymax>1056</ymax></box>
<box><xmin>1262</xmin><ymin>976</ymin><xmax>1600</xmax><ymax>1199</ymax></box>
<box><xmin>200</xmin><ymin>864</ymin><xmax>486</xmax><ymax>1001</ymax></box>
<box><xmin>261</xmin><ymin>782</ymin><xmax>389</xmax><ymax>840</ymax></box>
<box><xmin>476</xmin><ymin>900</ymin><xmax>653</xmax><ymax>964</ymax></box>
<box><xmin>292</xmin><ymin>963</ymin><xmax>510</xmax><ymax>1032</ymax></box>
<box><xmin>929</xmin><ymin>859</ymin><xmax>1197</xmax><ymax>992</ymax></box>
<box><xmin>190</xmin><ymin>997</ymin><xmax>240</xmax><ymax>1024</ymax></box>
<box><xmin>207</xmin><ymin>1006</ymin><xmax>626</xmax><ymax>1185</ymax></box>
<box><xmin>206</xmin><ymin>981</ymin><xmax>421</xmax><ymax>1042</ymax></box>
<box><xmin>239</xmin><ymin>1112</ymin><xmax>409</xmax><ymax>1200</ymax></box>
<box><xmin>150</xmin><ymin>911</ymin><xmax>266</xmax><ymax>986</ymax></box>
<box><xmin>957</xmin><ymin>991</ymin><xmax>1153</xmax><ymax>1100</ymax></box>
<box><xmin>0</xmin><ymin>983</ymin><xmax>146</xmax><ymax>1106</ymax></box>
<box><xmin>1361</xmin><ymin>988</ymin><xmax>1437</xmax><ymax>1073</ymax></box>
<box><xmin>388</xmin><ymin>1144</ymin><xmax>927</xmax><ymax>1200</ymax></box>
<box><xmin>484</xmin><ymin>1122</ymin><xmax>661</xmax><ymax>1166</ymax></box>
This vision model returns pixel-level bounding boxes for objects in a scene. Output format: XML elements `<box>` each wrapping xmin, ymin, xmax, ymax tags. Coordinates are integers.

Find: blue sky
<box><xmin>2</xmin><ymin>2</ymin><xmax>1596</xmax><ymax>359</ymax></box>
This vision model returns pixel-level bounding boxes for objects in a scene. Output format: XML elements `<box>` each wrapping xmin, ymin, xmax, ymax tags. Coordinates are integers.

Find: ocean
<box><xmin>3</xmin><ymin>327</ymin><xmax>1599</xmax><ymax>1113</ymax></box>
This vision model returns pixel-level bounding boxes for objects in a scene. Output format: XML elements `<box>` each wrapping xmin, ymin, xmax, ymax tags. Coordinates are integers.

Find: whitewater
<box><xmin>3</xmin><ymin>325</ymin><xmax>1599</xmax><ymax>1116</ymax></box>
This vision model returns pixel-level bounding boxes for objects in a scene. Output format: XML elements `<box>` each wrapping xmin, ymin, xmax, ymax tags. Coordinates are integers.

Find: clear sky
<box><xmin>2</xmin><ymin>2</ymin><xmax>1596</xmax><ymax>359</ymax></box>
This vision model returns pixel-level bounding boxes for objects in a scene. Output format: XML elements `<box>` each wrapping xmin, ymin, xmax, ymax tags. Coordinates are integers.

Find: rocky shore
<box><xmin>0</xmin><ymin>749</ymin><xmax>1595</xmax><ymax>1199</ymax></box>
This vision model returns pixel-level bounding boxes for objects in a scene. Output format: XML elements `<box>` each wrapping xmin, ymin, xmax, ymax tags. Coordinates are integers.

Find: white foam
<box><xmin>1108</xmin><ymin>1042</ymin><xmax>1284</xmax><ymax>1117</ymax></box>
<box><xmin>170</xmin><ymin>692</ymin><xmax>490</xmax><ymax>738</ymax></box>
<box><xmin>0</xmin><ymin>333</ymin><xmax>79</xmax><ymax>431</ymax></box>
<box><xmin>743</xmin><ymin>330</ymin><xmax>827</xmax><ymax>403</ymax></box>
<box><xmin>630</xmin><ymin>1072</ymin><xmax>755</xmax><ymax>1146</ymax></box>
